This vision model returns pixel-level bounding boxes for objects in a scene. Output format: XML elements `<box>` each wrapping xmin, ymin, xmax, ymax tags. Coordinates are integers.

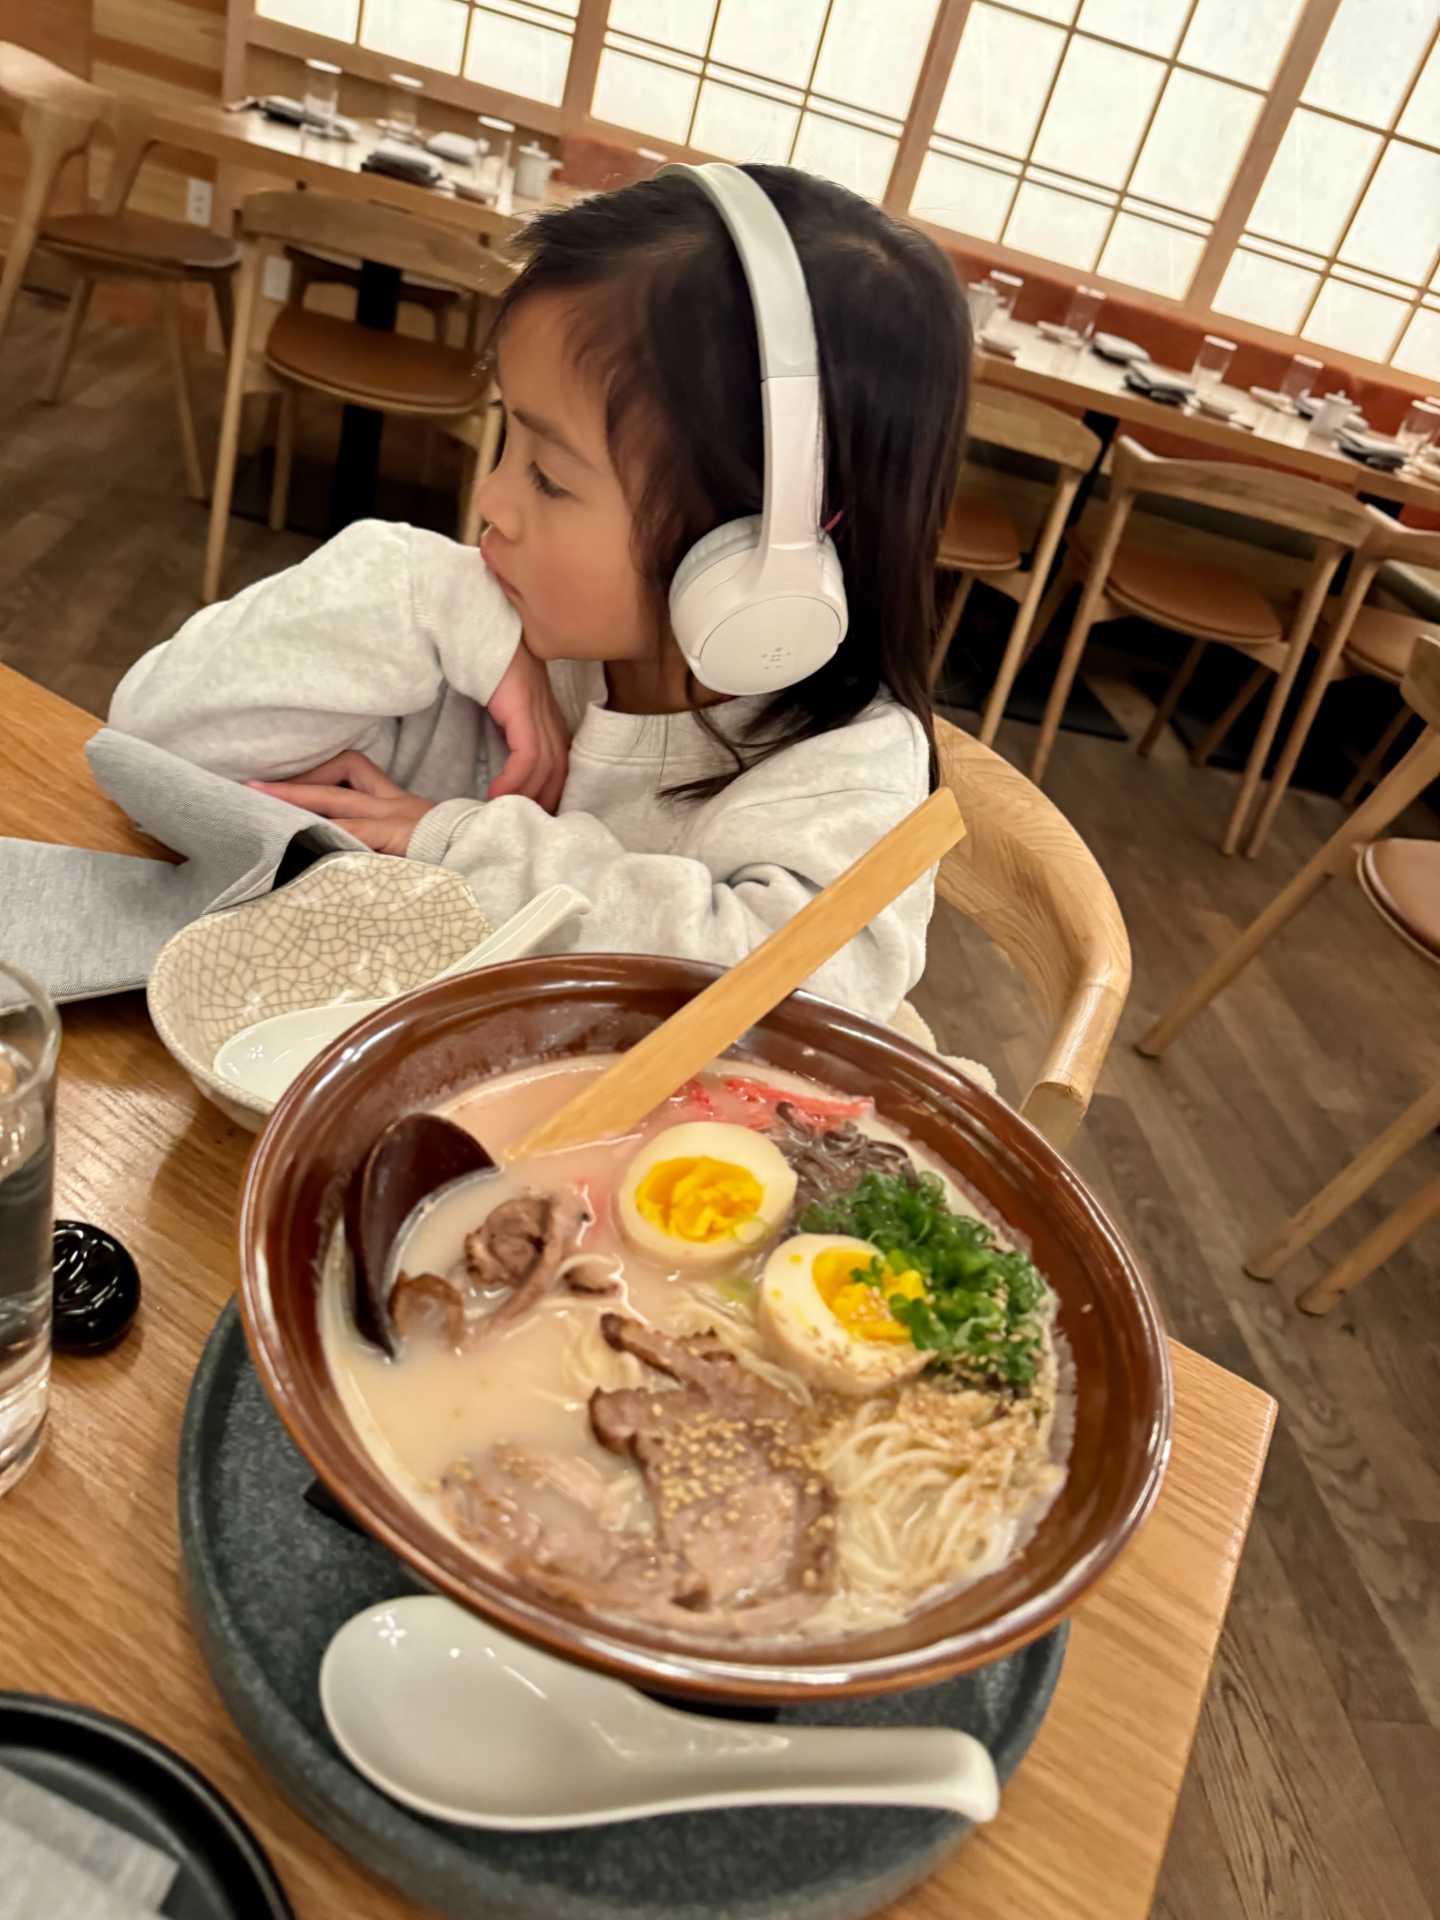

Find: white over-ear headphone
<box><xmin>663</xmin><ymin>163</ymin><xmax>848</xmax><ymax>697</ymax></box>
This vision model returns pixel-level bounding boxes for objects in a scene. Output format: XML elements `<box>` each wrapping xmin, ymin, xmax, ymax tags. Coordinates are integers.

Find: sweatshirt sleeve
<box><xmin>108</xmin><ymin>521</ymin><xmax>521</xmax><ymax>784</ymax></box>
<box><xmin>407</xmin><ymin>749</ymin><xmax>932</xmax><ymax>1021</ymax></box>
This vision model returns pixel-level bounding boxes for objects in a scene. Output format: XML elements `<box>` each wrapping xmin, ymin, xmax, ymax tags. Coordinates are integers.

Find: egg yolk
<box><xmin>635</xmin><ymin>1156</ymin><xmax>763</xmax><ymax>1243</ymax></box>
<box><xmin>811</xmin><ymin>1249</ymin><xmax>927</xmax><ymax>1344</ymax></box>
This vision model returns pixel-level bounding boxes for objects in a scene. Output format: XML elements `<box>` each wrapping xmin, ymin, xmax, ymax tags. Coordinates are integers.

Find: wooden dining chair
<box><xmin>282</xmin><ymin>245</ymin><xmax>481</xmax><ymax>347</ymax></box>
<box><xmin>1029</xmin><ymin>437</ymin><xmax>1377</xmax><ymax>854</ymax></box>
<box><xmin>1137</xmin><ymin>636</ymin><xmax>1440</xmax><ymax>1313</ymax></box>
<box><xmin>1242</xmin><ymin>521</ymin><xmax>1440</xmax><ymax>856</ymax></box>
<box><xmin>203</xmin><ymin>190</ymin><xmax>516</xmax><ymax>603</ymax></box>
<box><xmin>932</xmin><ymin>716</ymin><xmax>1131</xmax><ymax>1151</ymax></box>
<box><xmin>932</xmin><ymin>389</ymin><xmax>1102</xmax><ymax>745</ymax></box>
<box><xmin>0</xmin><ymin>42</ymin><xmax>240</xmax><ymax>500</ymax></box>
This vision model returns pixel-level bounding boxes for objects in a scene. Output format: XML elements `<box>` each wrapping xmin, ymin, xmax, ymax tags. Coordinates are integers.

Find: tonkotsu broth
<box><xmin>320</xmin><ymin>1056</ymin><xmax>1070</xmax><ymax>1641</ymax></box>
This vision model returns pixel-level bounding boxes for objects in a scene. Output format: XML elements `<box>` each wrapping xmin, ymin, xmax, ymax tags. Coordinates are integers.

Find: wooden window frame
<box><xmin>228</xmin><ymin>0</ymin><xmax>1440</xmax><ymax>393</ymax></box>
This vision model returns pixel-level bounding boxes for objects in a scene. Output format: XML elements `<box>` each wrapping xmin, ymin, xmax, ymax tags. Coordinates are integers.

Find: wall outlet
<box><xmin>185</xmin><ymin>177</ymin><xmax>214</xmax><ymax>226</ymax></box>
<box><xmin>262</xmin><ymin>255</ymin><xmax>293</xmax><ymax>303</ymax></box>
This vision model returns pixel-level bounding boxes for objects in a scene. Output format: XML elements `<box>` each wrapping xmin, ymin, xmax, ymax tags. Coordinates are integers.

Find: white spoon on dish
<box><xmin>319</xmin><ymin>1595</ymin><xmax>1000</xmax><ymax>1831</ymax></box>
<box><xmin>213</xmin><ymin>883</ymin><xmax>589</xmax><ymax>1105</ymax></box>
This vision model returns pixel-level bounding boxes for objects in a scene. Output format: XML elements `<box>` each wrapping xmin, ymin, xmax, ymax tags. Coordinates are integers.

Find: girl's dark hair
<box><xmin>494</xmin><ymin>163</ymin><xmax>971</xmax><ymax>799</ymax></box>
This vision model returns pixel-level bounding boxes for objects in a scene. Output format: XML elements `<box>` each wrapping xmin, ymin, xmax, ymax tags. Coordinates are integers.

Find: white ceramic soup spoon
<box><xmin>319</xmin><ymin>1596</ymin><xmax>1001</xmax><ymax>1831</ymax></box>
<box><xmin>213</xmin><ymin>884</ymin><xmax>589</xmax><ymax>1105</ymax></box>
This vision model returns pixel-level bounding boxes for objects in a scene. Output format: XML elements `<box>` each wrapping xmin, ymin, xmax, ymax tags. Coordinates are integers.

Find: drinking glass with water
<box><xmin>0</xmin><ymin>963</ymin><xmax>57</xmax><ymax>1496</ymax></box>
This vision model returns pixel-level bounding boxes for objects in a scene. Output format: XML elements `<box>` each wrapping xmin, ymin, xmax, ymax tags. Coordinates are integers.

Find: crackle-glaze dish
<box><xmin>148</xmin><ymin>853</ymin><xmax>492</xmax><ymax>1128</ymax></box>
<box><xmin>238</xmin><ymin>955</ymin><xmax>1172</xmax><ymax>1704</ymax></box>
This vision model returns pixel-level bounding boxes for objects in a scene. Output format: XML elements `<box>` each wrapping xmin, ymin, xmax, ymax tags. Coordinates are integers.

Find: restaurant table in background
<box><xmin>145</xmin><ymin>98</ymin><xmax>575</xmax><ymax>243</ymax></box>
<box><xmin>0</xmin><ymin>661</ymin><xmax>1275</xmax><ymax>1920</ymax></box>
<box><xmin>975</xmin><ymin>326</ymin><xmax>1440</xmax><ymax>516</ymax></box>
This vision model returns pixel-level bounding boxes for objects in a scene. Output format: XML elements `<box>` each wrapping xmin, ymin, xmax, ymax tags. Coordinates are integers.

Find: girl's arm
<box><xmin>108</xmin><ymin>521</ymin><xmax>522</xmax><ymax>786</ymax></box>
<box><xmin>407</xmin><ymin>778</ymin><xmax>931</xmax><ymax>1021</ymax></box>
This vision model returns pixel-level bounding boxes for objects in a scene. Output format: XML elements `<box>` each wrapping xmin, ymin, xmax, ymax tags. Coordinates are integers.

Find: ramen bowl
<box><xmin>238</xmin><ymin>955</ymin><xmax>1171</xmax><ymax>1703</ymax></box>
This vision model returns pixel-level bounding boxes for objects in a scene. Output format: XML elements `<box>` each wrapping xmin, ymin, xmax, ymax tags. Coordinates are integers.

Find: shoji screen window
<box><xmin>254</xmin><ymin>0</ymin><xmax>579</xmax><ymax>109</ymax></box>
<box><xmin>910</xmin><ymin>0</ymin><xmax>1303</xmax><ymax>301</ymax></box>
<box><xmin>590</xmin><ymin>0</ymin><xmax>944</xmax><ymax>202</ymax></box>
<box><xmin>1212</xmin><ymin>0</ymin><xmax>1440</xmax><ymax>380</ymax></box>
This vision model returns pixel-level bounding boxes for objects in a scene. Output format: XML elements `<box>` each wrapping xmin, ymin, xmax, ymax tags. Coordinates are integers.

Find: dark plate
<box><xmin>0</xmin><ymin>1694</ymin><xmax>291</xmax><ymax>1919</ymax></box>
<box><xmin>179</xmin><ymin>1302</ymin><xmax>1068</xmax><ymax>1920</ymax></box>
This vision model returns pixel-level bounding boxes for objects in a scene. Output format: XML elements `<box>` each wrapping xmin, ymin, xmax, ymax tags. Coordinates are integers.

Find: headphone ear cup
<box><xmin>669</xmin><ymin>517</ymin><xmax>763</xmax><ymax>614</ymax></box>
<box><xmin>670</xmin><ymin>517</ymin><xmax>847</xmax><ymax>698</ymax></box>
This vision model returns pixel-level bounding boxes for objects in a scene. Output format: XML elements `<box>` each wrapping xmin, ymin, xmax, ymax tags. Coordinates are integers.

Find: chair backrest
<box><xmin>1403</xmin><ymin>631</ymin><xmax>1440</xmax><ymax>726</ymax></box>
<box><xmin>0</xmin><ymin>43</ymin><xmax>161</xmax><ymax>222</ymax></box>
<box><xmin>967</xmin><ymin>385</ymin><xmax>1100</xmax><ymax>475</ymax></box>
<box><xmin>1110</xmin><ymin>434</ymin><xmax>1377</xmax><ymax>550</ymax></box>
<box><xmin>935</xmin><ymin>717</ymin><xmax>1131</xmax><ymax>1149</ymax></box>
<box><xmin>0</xmin><ymin>40</ymin><xmax>108</xmax><ymax>174</ymax></box>
<box><xmin>1360</xmin><ymin>516</ymin><xmax>1440</xmax><ymax>571</ymax></box>
<box><xmin>240</xmin><ymin>189</ymin><xmax>516</xmax><ymax>301</ymax></box>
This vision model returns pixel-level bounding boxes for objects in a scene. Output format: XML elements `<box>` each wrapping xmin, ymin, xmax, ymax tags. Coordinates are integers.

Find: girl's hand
<box><xmin>486</xmin><ymin>644</ymin><xmax>569</xmax><ymax>814</ymax></box>
<box><xmin>245</xmin><ymin>752</ymin><xmax>436</xmax><ymax>854</ymax></box>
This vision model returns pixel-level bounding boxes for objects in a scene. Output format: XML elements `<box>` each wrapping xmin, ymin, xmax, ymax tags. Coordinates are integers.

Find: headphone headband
<box><xmin>667</xmin><ymin>161</ymin><xmax>825</xmax><ymax>558</ymax></box>
<box><xmin>659</xmin><ymin>162</ymin><xmax>848</xmax><ymax>696</ymax></box>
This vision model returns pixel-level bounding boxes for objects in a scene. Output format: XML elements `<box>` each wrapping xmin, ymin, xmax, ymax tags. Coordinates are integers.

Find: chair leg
<box><xmin>1296</xmin><ymin>1172</ymin><xmax>1440</xmax><ymax>1316</ymax></box>
<box><xmin>203</xmin><ymin>249</ymin><xmax>262</xmax><ymax>603</ymax></box>
<box><xmin>162</xmin><ymin>282</ymin><xmax>207</xmax><ymax>502</ymax></box>
<box><xmin>1137</xmin><ymin>639</ymin><xmax>1206</xmax><ymax>758</ymax></box>
<box><xmin>1030</xmin><ymin>500</ymin><xmax>1131</xmax><ymax>787</ymax></box>
<box><xmin>1245</xmin><ymin>1081</ymin><xmax>1440</xmax><ymax>1282</ymax></box>
<box><xmin>0</xmin><ymin>176</ymin><xmax>50</xmax><ymax>358</ymax></box>
<box><xmin>929</xmin><ymin>572</ymin><xmax>974</xmax><ymax>691</ymax></box>
<box><xmin>1136</xmin><ymin>724</ymin><xmax>1440</xmax><ymax>1058</ymax></box>
<box><xmin>209</xmin><ymin>270</ymin><xmax>236</xmax><ymax>358</ymax></box>
<box><xmin>978</xmin><ymin>497</ymin><xmax>1079</xmax><ymax>750</ymax></box>
<box><xmin>1027</xmin><ymin>559</ymin><xmax>1076</xmax><ymax>659</ymax></box>
<box><xmin>269</xmin><ymin>387</ymin><xmax>296</xmax><ymax>532</ymax></box>
<box><xmin>1226</xmin><ymin>557</ymin><xmax>1340</xmax><ymax>857</ymax></box>
<box><xmin>1244</xmin><ymin>654</ymin><xmax>1343</xmax><ymax>858</ymax></box>
<box><xmin>1188</xmin><ymin>663</ymin><xmax>1268</xmax><ymax>768</ymax></box>
<box><xmin>1341</xmin><ymin>705</ymin><xmax>1415</xmax><ymax>806</ymax></box>
<box><xmin>1222</xmin><ymin>659</ymin><xmax>1301</xmax><ymax>857</ymax></box>
<box><xmin>41</xmin><ymin>277</ymin><xmax>96</xmax><ymax>403</ymax></box>
<box><xmin>1244</xmin><ymin>559</ymin><xmax>1378</xmax><ymax>858</ymax></box>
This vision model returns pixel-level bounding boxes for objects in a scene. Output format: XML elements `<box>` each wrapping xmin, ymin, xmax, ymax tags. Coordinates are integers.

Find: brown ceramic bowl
<box><xmin>239</xmin><ymin>955</ymin><xmax>1171</xmax><ymax>1703</ymax></box>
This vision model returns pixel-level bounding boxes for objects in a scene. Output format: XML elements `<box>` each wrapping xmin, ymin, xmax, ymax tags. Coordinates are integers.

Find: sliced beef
<box><xmin>389</xmin><ymin>1271</ymin><xmax>466</xmax><ymax>1347</ymax></box>
<box><xmin>588</xmin><ymin>1315</ymin><xmax>837</xmax><ymax>1617</ymax></box>
<box><xmin>768</xmin><ymin>1101</ymin><xmax>917</xmax><ymax>1213</ymax></box>
<box><xmin>442</xmin><ymin>1455</ymin><xmax>695</xmax><ymax>1619</ymax></box>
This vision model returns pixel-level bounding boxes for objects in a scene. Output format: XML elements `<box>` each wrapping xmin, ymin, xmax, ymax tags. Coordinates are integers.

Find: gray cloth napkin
<box><xmin>1</xmin><ymin>729</ymin><xmax>365</xmax><ymax>1004</ymax></box>
<box><xmin>0</xmin><ymin>1766</ymin><xmax>177</xmax><ymax>1910</ymax></box>
<box><xmin>0</xmin><ymin>1822</ymin><xmax>152</xmax><ymax>1919</ymax></box>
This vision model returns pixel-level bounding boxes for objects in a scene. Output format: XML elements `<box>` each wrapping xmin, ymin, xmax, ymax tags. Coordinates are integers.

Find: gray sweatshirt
<box><xmin>109</xmin><ymin>520</ymin><xmax>934</xmax><ymax>1021</ymax></box>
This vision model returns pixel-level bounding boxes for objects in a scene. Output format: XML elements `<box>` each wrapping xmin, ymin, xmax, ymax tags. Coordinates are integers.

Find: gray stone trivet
<box><xmin>0</xmin><ymin>1766</ymin><xmax>178</xmax><ymax>1908</ymax></box>
<box><xmin>179</xmin><ymin>1303</ymin><xmax>1065</xmax><ymax>1920</ymax></box>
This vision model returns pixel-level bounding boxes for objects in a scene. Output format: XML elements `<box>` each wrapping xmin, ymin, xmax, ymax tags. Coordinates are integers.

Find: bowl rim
<box><xmin>146</xmin><ymin>852</ymin><xmax>492</xmax><ymax>1120</ymax></box>
<box><xmin>238</xmin><ymin>955</ymin><xmax>1173</xmax><ymax>1700</ymax></box>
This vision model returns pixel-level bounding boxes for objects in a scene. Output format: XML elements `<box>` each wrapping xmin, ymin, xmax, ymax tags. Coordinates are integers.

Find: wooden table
<box><xmin>147</xmin><ymin>98</ymin><xmax>568</xmax><ymax>246</ymax></box>
<box><xmin>0</xmin><ymin>663</ymin><xmax>1276</xmax><ymax>1920</ymax></box>
<box><xmin>976</xmin><ymin>325</ymin><xmax>1440</xmax><ymax>514</ymax></box>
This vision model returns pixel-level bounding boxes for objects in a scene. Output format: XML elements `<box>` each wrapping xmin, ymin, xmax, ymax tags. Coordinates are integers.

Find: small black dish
<box><xmin>52</xmin><ymin>1221</ymin><xmax>140</xmax><ymax>1353</ymax></box>
<box><xmin>0</xmin><ymin>1695</ymin><xmax>291</xmax><ymax>1919</ymax></box>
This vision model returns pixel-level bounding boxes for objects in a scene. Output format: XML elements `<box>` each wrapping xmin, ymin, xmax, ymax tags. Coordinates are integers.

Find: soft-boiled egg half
<box><xmin>617</xmin><ymin>1122</ymin><xmax>798</xmax><ymax>1270</ymax></box>
<box><xmin>759</xmin><ymin>1234</ymin><xmax>931</xmax><ymax>1397</ymax></box>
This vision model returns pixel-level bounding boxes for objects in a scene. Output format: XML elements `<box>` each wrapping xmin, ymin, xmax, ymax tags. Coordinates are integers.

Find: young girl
<box><xmin>109</xmin><ymin>164</ymin><xmax>971</xmax><ymax>1021</ymax></box>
